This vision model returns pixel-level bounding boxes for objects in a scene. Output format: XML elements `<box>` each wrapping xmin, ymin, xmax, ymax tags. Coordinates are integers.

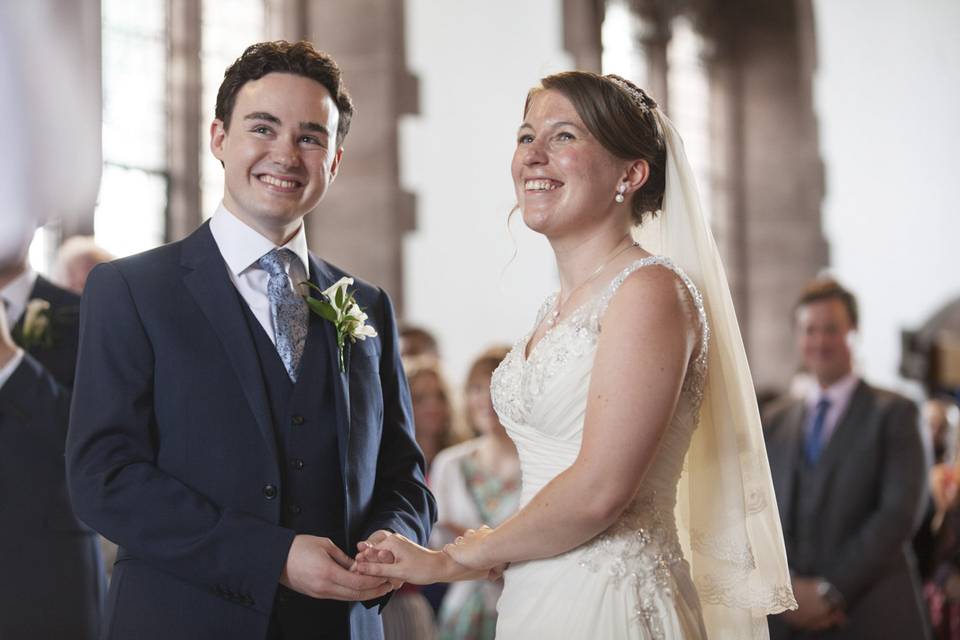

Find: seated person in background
<box><xmin>429</xmin><ymin>345</ymin><xmax>520</xmax><ymax>640</ymax></box>
<box><xmin>53</xmin><ymin>235</ymin><xmax>113</xmax><ymax>295</ymax></box>
<box><xmin>400</xmin><ymin>323</ymin><xmax>440</xmax><ymax>360</ymax></box>
<box><xmin>404</xmin><ymin>355</ymin><xmax>464</xmax><ymax>470</ymax></box>
<box><xmin>919</xmin><ymin>399</ymin><xmax>960</xmax><ymax>638</ymax></box>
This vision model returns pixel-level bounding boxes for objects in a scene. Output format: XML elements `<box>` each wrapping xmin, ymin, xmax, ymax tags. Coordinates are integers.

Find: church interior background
<box><xmin>11</xmin><ymin>0</ymin><xmax>960</xmax><ymax>401</ymax></box>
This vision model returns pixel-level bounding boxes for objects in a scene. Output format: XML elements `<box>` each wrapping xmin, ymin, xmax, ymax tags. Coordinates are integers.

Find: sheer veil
<box><xmin>634</xmin><ymin>110</ymin><xmax>798</xmax><ymax>638</ymax></box>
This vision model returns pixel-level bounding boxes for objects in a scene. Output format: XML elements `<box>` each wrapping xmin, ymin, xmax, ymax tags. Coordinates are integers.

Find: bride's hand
<box><xmin>352</xmin><ymin>530</ymin><xmax>454</xmax><ymax>585</ymax></box>
<box><xmin>443</xmin><ymin>525</ymin><xmax>496</xmax><ymax>570</ymax></box>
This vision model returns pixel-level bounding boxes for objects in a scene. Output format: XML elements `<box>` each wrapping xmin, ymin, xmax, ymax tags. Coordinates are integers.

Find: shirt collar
<box><xmin>209</xmin><ymin>203</ymin><xmax>310</xmax><ymax>277</ymax></box>
<box><xmin>806</xmin><ymin>371</ymin><xmax>859</xmax><ymax>409</ymax></box>
<box><xmin>0</xmin><ymin>267</ymin><xmax>38</xmax><ymax>323</ymax></box>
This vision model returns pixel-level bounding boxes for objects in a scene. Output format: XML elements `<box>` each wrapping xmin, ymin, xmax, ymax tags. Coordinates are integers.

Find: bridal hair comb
<box><xmin>605</xmin><ymin>74</ymin><xmax>657</xmax><ymax>114</ymax></box>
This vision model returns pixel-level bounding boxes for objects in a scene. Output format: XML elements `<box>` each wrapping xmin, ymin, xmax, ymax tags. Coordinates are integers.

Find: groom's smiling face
<box><xmin>210</xmin><ymin>72</ymin><xmax>342</xmax><ymax>242</ymax></box>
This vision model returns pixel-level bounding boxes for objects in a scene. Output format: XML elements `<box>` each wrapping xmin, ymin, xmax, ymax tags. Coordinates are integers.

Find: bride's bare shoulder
<box><xmin>600</xmin><ymin>260</ymin><xmax>698</xmax><ymax>349</ymax></box>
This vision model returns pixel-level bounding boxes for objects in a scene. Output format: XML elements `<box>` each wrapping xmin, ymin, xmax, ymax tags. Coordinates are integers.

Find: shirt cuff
<box><xmin>0</xmin><ymin>348</ymin><xmax>24</xmax><ymax>391</ymax></box>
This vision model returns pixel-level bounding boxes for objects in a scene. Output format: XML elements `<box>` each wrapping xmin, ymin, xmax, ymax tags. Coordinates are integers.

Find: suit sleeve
<box><xmin>356</xmin><ymin>287</ymin><xmax>437</xmax><ymax>545</ymax></box>
<box><xmin>0</xmin><ymin>352</ymin><xmax>71</xmax><ymax>446</ymax></box>
<box><xmin>822</xmin><ymin>397</ymin><xmax>926</xmax><ymax>606</ymax></box>
<box><xmin>66</xmin><ymin>263</ymin><xmax>294</xmax><ymax>615</ymax></box>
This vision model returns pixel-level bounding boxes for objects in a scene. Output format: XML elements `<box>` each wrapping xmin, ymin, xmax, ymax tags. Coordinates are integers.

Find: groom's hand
<box><xmin>280</xmin><ymin>535</ymin><xmax>394</xmax><ymax>601</ymax></box>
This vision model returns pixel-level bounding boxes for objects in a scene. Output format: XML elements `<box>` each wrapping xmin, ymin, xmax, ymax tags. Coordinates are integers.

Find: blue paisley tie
<box><xmin>258</xmin><ymin>248</ymin><xmax>307</xmax><ymax>382</ymax></box>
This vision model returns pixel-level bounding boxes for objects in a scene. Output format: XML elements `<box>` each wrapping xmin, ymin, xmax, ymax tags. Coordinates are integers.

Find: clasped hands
<box><xmin>351</xmin><ymin>525</ymin><xmax>505</xmax><ymax>585</ymax></box>
<box><xmin>780</xmin><ymin>577</ymin><xmax>847</xmax><ymax>632</ymax></box>
<box><xmin>280</xmin><ymin>534</ymin><xmax>402</xmax><ymax>601</ymax></box>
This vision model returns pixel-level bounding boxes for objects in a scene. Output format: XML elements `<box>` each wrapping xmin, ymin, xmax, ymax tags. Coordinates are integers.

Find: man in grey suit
<box><xmin>765</xmin><ymin>278</ymin><xmax>929</xmax><ymax>639</ymax></box>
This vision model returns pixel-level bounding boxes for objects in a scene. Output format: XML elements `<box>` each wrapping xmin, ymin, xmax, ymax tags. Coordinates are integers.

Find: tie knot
<box><xmin>258</xmin><ymin>248</ymin><xmax>294</xmax><ymax>277</ymax></box>
<box><xmin>816</xmin><ymin>397</ymin><xmax>831</xmax><ymax>413</ymax></box>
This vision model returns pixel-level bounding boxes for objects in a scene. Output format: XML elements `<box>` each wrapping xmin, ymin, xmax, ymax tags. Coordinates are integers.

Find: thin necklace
<box><xmin>545</xmin><ymin>234</ymin><xmax>637</xmax><ymax>327</ymax></box>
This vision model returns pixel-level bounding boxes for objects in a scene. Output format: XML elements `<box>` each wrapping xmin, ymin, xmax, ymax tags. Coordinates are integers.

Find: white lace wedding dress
<box><xmin>490</xmin><ymin>256</ymin><xmax>709</xmax><ymax>640</ymax></box>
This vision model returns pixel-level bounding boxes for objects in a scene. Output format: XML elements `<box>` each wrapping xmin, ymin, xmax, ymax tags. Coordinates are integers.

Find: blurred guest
<box><xmin>381</xmin><ymin>355</ymin><xmax>460</xmax><ymax>640</ymax></box>
<box><xmin>1</xmin><ymin>249</ymin><xmax>80</xmax><ymax>389</ymax></box>
<box><xmin>54</xmin><ymin>235</ymin><xmax>113</xmax><ymax>295</ymax></box>
<box><xmin>0</xmin><ymin>297</ymin><xmax>104</xmax><ymax>638</ymax></box>
<box><xmin>429</xmin><ymin>346</ymin><xmax>520</xmax><ymax>640</ymax></box>
<box><xmin>405</xmin><ymin>356</ymin><xmax>462</xmax><ymax>469</ymax></box>
<box><xmin>400</xmin><ymin>323</ymin><xmax>440</xmax><ymax>359</ymax></box>
<box><xmin>928</xmin><ymin>398</ymin><xmax>960</xmax><ymax>466</ymax></box>
<box><xmin>916</xmin><ymin>399</ymin><xmax>960</xmax><ymax>581</ymax></box>
<box><xmin>764</xmin><ymin>277</ymin><xmax>929</xmax><ymax>639</ymax></box>
<box><xmin>918</xmin><ymin>398</ymin><xmax>960</xmax><ymax>639</ymax></box>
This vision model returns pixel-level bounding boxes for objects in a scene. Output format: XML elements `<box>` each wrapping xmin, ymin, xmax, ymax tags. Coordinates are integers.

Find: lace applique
<box><xmin>491</xmin><ymin>256</ymin><xmax>710</xmax><ymax>428</ymax></box>
<box><xmin>577</xmin><ymin>494</ymin><xmax>686</xmax><ymax>640</ymax></box>
<box><xmin>491</xmin><ymin>300</ymin><xmax>599</xmax><ymax>425</ymax></box>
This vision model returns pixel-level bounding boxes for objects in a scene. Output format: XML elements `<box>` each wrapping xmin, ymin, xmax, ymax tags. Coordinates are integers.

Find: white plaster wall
<box><xmin>401</xmin><ymin>0</ymin><xmax>572</xmax><ymax>385</ymax></box>
<box><xmin>813</xmin><ymin>0</ymin><xmax>960</xmax><ymax>394</ymax></box>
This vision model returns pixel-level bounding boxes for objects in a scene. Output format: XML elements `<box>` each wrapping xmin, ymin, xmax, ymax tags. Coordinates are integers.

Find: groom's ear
<box><xmin>210</xmin><ymin>119</ymin><xmax>227</xmax><ymax>168</ymax></box>
<box><xmin>329</xmin><ymin>147</ymin><xmax>344</xmax><ymax>181</ymax></box>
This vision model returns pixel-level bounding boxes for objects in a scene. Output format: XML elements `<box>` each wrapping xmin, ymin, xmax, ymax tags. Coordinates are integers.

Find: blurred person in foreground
<box><xmin>54</xmin><ymin>235</ymin><xmax>113</xmax><ymax>295</ymax></box>
<box><xmin>0</xmin><ymin>295</ymin><xmax>103</xmax><ymax>638</ymax></box>
<box><xmin>429</xmin><ymin>345</ymin><xmax>520</xmax><ymax>640</ymax></box>
<box><xmin>764</xmin><ymin>278</ymin><xmax>929</xmax><ymax>638</ymax></box>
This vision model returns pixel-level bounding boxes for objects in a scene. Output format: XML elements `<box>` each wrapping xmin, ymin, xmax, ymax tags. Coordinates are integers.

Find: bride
<box><xmin>355</xmin><ymin>72</ymin><xmax>797</xmax><ymax>639</ymax></box>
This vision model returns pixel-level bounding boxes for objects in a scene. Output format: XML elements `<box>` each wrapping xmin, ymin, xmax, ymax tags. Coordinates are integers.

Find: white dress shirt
<box><xmin>0</xmin><ymin>266</ymin><xmax>38</xmax><ymax>327</ymax></box>
<box><xmin>208</xmin><ymin>203</ymin><xmax>310</xmax><ymax>345</ymax></box>
<box><xmin>0</xmin><ymin>268</ymin><xmax>34</xmax><ymax>390</ymax></box>
<box><xmin>804</xmin><ymin>372</ymin><xmax>860</xmax><ymax>449</ymax></box>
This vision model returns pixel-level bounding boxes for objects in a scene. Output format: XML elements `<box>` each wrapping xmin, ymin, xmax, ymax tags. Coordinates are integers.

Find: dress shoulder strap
<box><xmin>591</xmin><ymin>256</ymin><xmax>710</xmax><ymax>361</ymax></box>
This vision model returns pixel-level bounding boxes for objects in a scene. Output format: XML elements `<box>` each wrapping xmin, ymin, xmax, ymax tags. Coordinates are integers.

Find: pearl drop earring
<box><xmin>615</xmin><ymin>183</ymin><xmax>627</xmax><ymax>204</ymax></box>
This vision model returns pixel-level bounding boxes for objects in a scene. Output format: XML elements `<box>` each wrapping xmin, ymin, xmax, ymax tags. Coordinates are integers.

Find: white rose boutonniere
<box><xmin>302</xmin><ymin>277</ymin><xmax>377</xmax><ymax>372</ymax></box>
<box><xmin>18</xmin><ymin>298</ymin><xmax>54</xmax><ymax>350</ymax></box>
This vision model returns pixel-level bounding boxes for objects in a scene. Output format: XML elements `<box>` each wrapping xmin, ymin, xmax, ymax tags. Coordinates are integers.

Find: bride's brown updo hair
<box><xmin>524</xmin><ymin>72</ymin><xmax>666</xmax><ymax>226</ymax></box>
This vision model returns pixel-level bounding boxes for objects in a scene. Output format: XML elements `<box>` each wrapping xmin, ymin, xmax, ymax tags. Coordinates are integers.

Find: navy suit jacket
<box><xmin>0</xmin><ymin>353</ymin><xmax>104</xmax><ymax>638</ymax></box>
<box><xmin>66</xmin><ymin>223</ymin><xmax>435</xmax><ymax>640</ymax></box>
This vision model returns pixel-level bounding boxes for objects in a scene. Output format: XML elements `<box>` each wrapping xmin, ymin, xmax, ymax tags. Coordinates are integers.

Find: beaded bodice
<box><xmin>491</xmin><ymin>257</ymin><xmax>709</xmax><ymax>636</ymax></box>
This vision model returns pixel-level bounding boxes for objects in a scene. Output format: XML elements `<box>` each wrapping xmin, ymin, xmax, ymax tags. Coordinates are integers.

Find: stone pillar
<box><xmin>264</xmin><ymin>0</ymin><xmax>307</xmax><ymax>41</ymax></box>
<box><xmin>631</xmin><ymin>0</ymin><xmax>675</xmax><ymax>111</ymax></box>
<box><xmin>563</xmin><ymin>0</ymin><xmax>605</xmax><ymax>72</ymax></box>
<box><xmin>694</xmin><ymin>0</ymin><xmax>828</xmax><ymax>388</ymax></box>
<box><xmin>299</xmin><ymin>0</ymin><xmax>417</xmax><ymax>311</ymax></box>
<box><xmin>166</xmin><ymin>0</ymin><xmax>203</xmax><ymax>242</ymax></box>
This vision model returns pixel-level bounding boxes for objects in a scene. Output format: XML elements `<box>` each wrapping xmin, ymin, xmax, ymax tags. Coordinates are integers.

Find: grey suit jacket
<box><xmin>763</xmin><ymin>381</ymin><xmax>929</xmax><ymax>639</ymax></box>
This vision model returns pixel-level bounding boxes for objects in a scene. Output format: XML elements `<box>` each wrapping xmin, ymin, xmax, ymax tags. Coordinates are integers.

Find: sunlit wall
<box><xmin>813</xmin><ymin>0</ymin><xmax>960</xmax><ymax>394</ymax></box>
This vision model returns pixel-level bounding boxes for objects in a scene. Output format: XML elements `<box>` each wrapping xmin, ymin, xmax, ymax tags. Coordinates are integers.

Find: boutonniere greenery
<box><xmin>14</xmin><ymin>298</ymin><xmax>55</xmax><ymax>350</ymax></box>
<box><xmin>302</xmin><ymin>277</ymin><xmax>377</xmax><ymax>372</ymax></box>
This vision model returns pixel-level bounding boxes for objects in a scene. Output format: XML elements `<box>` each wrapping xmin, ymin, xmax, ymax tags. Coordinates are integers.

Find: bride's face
<box><xmin>512</xmin><ymin>90</ymin><xmax>627</xmax><ymax>238</ymax></box>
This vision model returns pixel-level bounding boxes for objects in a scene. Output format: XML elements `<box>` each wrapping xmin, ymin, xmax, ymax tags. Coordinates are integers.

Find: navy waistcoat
<box><xmin>239</xmin><ymin>295</ymin><xmax>350</xmax><ymax>639</ymax></box>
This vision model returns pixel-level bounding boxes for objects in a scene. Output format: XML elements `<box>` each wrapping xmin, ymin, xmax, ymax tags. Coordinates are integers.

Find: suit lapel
<box><xmin>180</xmin><ymin>223</ymin><xmax>278</xmax><ymax>462</ymax></box>
<box><xmin>308</xmin><ymin>255</ymin><xmax>351</xmax><ymax>476</ymax></box>
<box><xmin>808</xmin><ymin>381</ymin><xmax>871</xmax><ymax>507</ymax></box>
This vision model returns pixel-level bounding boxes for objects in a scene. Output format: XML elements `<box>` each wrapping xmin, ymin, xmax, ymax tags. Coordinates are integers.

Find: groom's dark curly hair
<box><xmin>215</xmin><ymin>40</ymin><xmax>354</xmax><ymax>147</ymax></box>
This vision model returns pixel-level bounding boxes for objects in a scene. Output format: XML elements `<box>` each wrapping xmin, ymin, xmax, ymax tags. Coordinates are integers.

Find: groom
<box><xmin>66</xmin><ymin>41</ymin><xmax>435</xmax><ymax>640</ymax></box>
